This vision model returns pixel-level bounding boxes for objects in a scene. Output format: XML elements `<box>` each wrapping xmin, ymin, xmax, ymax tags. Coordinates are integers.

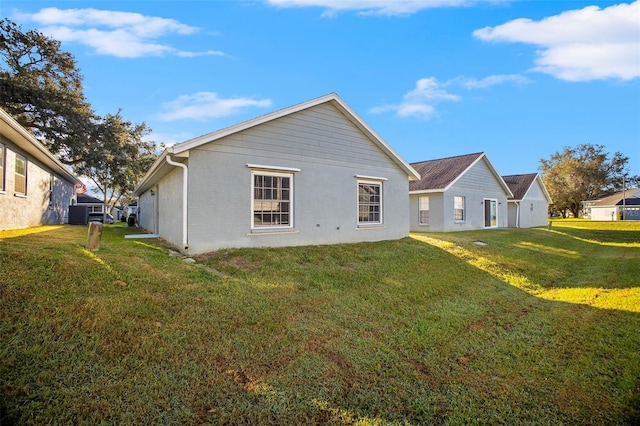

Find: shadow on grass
<box><xmin>1</xmin><ymin>226</ymin><xmax>639</xmax><ymax>425</ymax></box>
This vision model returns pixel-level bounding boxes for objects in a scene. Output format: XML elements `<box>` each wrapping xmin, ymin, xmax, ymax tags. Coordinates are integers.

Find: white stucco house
<box><xmin>502</xmin><ymin>173</ymin><xmax>552</xmax><ymax>228</ymax></box>
<box><xmin>588</xmin><ymin>189</ymin><xmax>640</xmax><ymax>221</ymax></box>
<box><xmin>0</xmin><ymin>107</ymin><xmax>80</xmax><ymax>231</ymax></box>
<box><xmin>409</xmin><ymin>152</ymin><xmax>513</xmax><ymax>232</ymax></box>
<box><xmin>133</xmin><ymin>93</ymin><xmax>420</xmax><ymax>254</ymax></box>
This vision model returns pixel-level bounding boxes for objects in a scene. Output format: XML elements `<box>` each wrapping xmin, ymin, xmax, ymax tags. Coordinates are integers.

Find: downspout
<box><xmin>165</xmin><ymin>155</ymin><xmax>189</xmax><ymax>250</ymax></box>
<box><xmin>515</xmin><ymin>201</ymin><xmax>520</xmax><ymax>228</ymax></box>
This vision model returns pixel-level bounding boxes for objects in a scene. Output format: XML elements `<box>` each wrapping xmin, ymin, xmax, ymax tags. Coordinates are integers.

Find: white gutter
<box><xmin>165</xmin><ymin>155</ymin><xmax>189</xmax><ymax>250</ymax></box>
<box><xmin>515</xmin><ymin>201</ymin><xmax>520</xmax><ymax>228</ymax></box>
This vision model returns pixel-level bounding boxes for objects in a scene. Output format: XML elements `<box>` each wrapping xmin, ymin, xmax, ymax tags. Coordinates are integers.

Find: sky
<box><xmin>3</xmin><ymin>0</ymin><xmax>640</xmax><ymax>184</ymax></box>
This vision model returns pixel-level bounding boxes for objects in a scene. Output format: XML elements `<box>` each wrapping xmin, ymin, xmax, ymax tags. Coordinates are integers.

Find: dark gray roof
<box><xmin>77</xmin><ymin>194</ymin><xmax>103</xmax><ymax>204</ymax></box>
<box><xmin>502</xmin><ymin>173</ymin><xmax>538</xmax><ymax>200</ymax></box>
<box><xmin>409</xmin><ymin>152</ymin><xmax>484</xmax><ymax>192</ymax></box>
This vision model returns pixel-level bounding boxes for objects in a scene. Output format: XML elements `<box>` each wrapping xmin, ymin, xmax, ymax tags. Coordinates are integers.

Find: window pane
<box><xmin>0</xmin><ymin>144</ymin><xmax>4</xmax><ymax>191</ymax></box>
<box><xmin>419</xmin><ymin>196</ymin><xmax>429</xmax><ymax>224</ymax></box>
<box><xmin>253</xmin><ymin>173</ymin><xmax>292</xmax><ymax>227</ymax></box>
<box><xmin>358</xmin><ymin>182</ymin><xmax>382</xmax><ymax>224</ymax></box>
<box><xmin>454</xmin><ymin>196</ymin><xmax>465</xmax><ymax>221</ymax></box>
<box><xmin>15</xmin><ymin>155</ymin><xmax>26</xmax><ymax>195</ymax></box>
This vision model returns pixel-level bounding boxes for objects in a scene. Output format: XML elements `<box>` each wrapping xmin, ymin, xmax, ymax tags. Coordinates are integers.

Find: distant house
<box><xmin>589</xmin><ymin>189</ymin><xmax>640</xmax><ymax>221</ymax></box>
<box><xmin>133</xmin><ymin>93</ymin><xmax>420</xmax><ymax>254</ymax></box>
<box><xmin>0</xmin><ymin>107</ymin><xmax>80</xmax><ymax>231</ymax></box>
<box><xmin>76</xmin><ymin>194</ymin><xmax>105</xmax><ymax>214</ymax></box>
<box><xmin>502</xmin><ymin>173</ymin><xmax>552</xmax><ymax>228</ymax></box>
<box><xmin>409</xmin><ymin>152</ymin><xmax>512</xmax><ymax>232</ymax></box>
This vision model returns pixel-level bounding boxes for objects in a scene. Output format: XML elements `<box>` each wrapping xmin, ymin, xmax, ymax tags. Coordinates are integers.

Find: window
<box><xmin>14</xmin><ymin>154</ymin><xmax>27</xmax><ymax>195</ymax></box>
<box><xmin>358</xmin><ymin>180</ymin><xmax>382</xmax><ymax>225</ymax></box>
<box><xmin>0</xmin><ymin>143</ymin><xmax>4</xmax><ymax>191</ymax></box>
<box><xmin>419</xmin><ymin>196</ymin><xmax>429</xmax><ymax>225</ymax></box>
<box><xmin>454</xmin><ymin>196</ymin><xmax>465</xmax><ymax>221</ymax></box>
<box><xmin>48</xmin><ymin>174</ymin><xmax>54</xmax><ymax>207</ymax></box>
<box><xmin>89</xmin><ymin>205</ymin><xmax>104</xmax><ymax>213</ymax></box>
<box><xmin>252</xmin><ymin>171</ymin><xmax>293</xmax><ymax>228</ymax></box>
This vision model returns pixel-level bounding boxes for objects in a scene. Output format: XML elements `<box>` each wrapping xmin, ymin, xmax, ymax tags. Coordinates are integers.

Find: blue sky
<box><xmin>3</xmin><ymin>0</ymin><xmax>640</xmax><ymax>180</ymax></box>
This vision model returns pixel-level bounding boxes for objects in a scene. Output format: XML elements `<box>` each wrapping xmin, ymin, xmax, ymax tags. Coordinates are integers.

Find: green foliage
<box><xmin>0</xmin><ymin>18</ymin><xmax>95</xmax><ymax>165</ymax></box>
<box><xmin>1</xmin><ymin>223</ymin><xmax>639</xmax><ymax>424</ymax></box>
<box><xmin>539</xmin><ymin>143</ymin><xmax>636</xmax><ymax>218</ymax></box>
<box><xmin>74</xmin><ymin>112</ymin><xmax>157</xmax><ymax>208</ymax></box>
<box><xmin>0</xmin><ymin>19</ymin><xmax>158</xmax><ymax>206</ymax></box>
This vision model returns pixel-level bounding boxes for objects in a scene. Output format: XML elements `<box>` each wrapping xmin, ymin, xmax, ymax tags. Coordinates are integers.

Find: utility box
<box><xmin>69</xmin><ymin>205</ymin><xmax>89</xmax><ymax>225</ymax></box>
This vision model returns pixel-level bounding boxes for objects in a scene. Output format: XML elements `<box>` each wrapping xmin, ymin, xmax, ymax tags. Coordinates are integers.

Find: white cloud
<box><xmin>451</xmin><ymin>74</ymin><xmax>533</xmax><ymax>89</ymax></box>
<box><xmin>265</xmin><ymin>0</ymin><xmax>492</xmax><ymax>16</ymax></box>
<box><xmin>157</xmin><ymin>92</ymin><xmax>273</xmax><ymax>121</ymax></box>
<box><xmin>370</xmin><ymin>74</ymin><xmax>530</xmax><ymax>119</ymax></box>
<box><xmin>176</xmin><ymin>50</ymin><xmax>226</xmax><ymax>58</ymax></box>
<box><xmin>473</xmin><ymin>1</ymin><xmax>640</xmax><ymax>81</ymax></box>
<box><xmin>17</xmin><ymin>7</ymin><xmax>224</xmax><ymax>58</ymax></box>
<box><xmin>370</xmin><ymin>78</ymin><xmax>460</xmax><ymax>119</ymax></box>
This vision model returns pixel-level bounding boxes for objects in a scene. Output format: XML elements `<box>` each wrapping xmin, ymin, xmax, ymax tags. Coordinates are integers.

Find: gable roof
<box><xmin>409</xmin><ymin>152</ymin><xmax>512</xmax><ymax>196</ymax></box>
<box><xmin>77</xmin><ymin>194</ymin><xmax>104</xmax><ymax>204</ymax></box>
<box><xmin>410</xmin><ymin>152</ymin><xmax>482</xmax><ymax>191</ymax></box>
<box><xmin>502</xmin><ymin>173</ymin><xmax>552</xmax><ymax>204</ymax></box>
<box><xmin>135</xmin><ymin>93</ymin><xmax>420</xmax><ymax>195</ymax></box>
<box><xmin>592</xmin><ymin>189</ymin><xmax>640</xmax><ymax>207</ymax></box>
<box><xmin>0</xmin><ymin>107</ymin><xmax>80</xmax><ymax>185</ymax></box>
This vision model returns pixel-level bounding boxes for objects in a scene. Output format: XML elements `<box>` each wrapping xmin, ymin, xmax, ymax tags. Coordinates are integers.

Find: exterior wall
<box><xmin>0</xmin><ymin>137</ymin><xmax>75</xmax><ymax>231</ymax></box>
<box><xmin>148</xmin><ymin>103</ymin><xmax>411</xmax><ymax>254</ymax></box>
<box><xmin>138</xmin><ymin>166</ymin><xmax>184</xmax><ymax>247</ymax></box>
<box><xmin>591</xmin><ymin>206</ymin><xmax>618</xmax><ymax>221</ymax></box>
<box><xmin>516</xmin><ymin>180</ymin><xmax>549</xmax><ymax>228</ymax></box>
<box><xmin>409</xmin><ymin>192</ymin><xmax>444</xmax><ymax>232</ymax></box>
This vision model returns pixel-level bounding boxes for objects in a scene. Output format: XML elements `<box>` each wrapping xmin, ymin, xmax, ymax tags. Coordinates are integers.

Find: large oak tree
<box><xmin>0</xmin><ymin>18</ymin><xmax>96</xmax><ymax>165</ymax></box>
<box><xmin>1</xmin><ymin>19</ymin><xmax>157</xmax><ymax>209</ymax></box>
<box><xmin>539</xmin><ymin>143</ymin><xmax>637</xmax><ymax>218</ymax></box>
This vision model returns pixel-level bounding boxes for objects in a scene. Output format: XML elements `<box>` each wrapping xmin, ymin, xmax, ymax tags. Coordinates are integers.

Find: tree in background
<box><xmin>75</xmin><ymin>112</ymin><xmax>157</xmax><ymax>220</ymax></box>
<box><xmin>1</xmin><ymin>18</ymin><xmax>158</xmax><ymax>213</ymax></box>
<box><xmin>539</xmin><ymin>143</ymin><xmax>638</xmax><ymax>218</ymax></box>
<box><xmin>0</xmin><ymin>18</ymin><xmax>96</xmax><ymax>165</ymax></box>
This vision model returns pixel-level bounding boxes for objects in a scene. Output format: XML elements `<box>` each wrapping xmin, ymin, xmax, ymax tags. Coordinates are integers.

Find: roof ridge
<box><xmin>410</xmin><ymin>151</ymin><xmax>484</xmax><ymax>166</ymax></box>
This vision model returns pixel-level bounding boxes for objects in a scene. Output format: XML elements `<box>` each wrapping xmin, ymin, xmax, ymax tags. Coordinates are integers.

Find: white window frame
<box><xmin>14</xmin><ymin>153</ymin><xmax>27</xmax><ymax>196</ymax></box>
<box><xmin>419</xmin><ymin>196</ymin><xmax>430</xmax><ymax>225</ymax></box>
<box><xmin>0</xmin><ymin>143</ymin><xmax>5</xmax><ymax>192</ymax></box>
<box><xmin>251</xmin><ymin>170</ymin><xmax>294</xmax><ymax>230</ymax></box>
<box><xmin>357</xmin><ymin>179</ymin><xmax>383</xmax><ymax>226</ymax></box>
<box><xmin>454</xmin><ymin>196</ymin><xmax>465</xmax><ymax>222</ymax></box>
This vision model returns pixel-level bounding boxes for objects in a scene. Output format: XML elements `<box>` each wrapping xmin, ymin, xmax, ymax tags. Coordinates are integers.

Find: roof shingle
<box><xmin>502</xmin><ymin>173</ymin><xmax>538</xmax><ymax>200</ymax></box>
<box><xmin>409</xmin><ymin>152</ymin><xmax>483</xmax><ymax>192</ymax></box>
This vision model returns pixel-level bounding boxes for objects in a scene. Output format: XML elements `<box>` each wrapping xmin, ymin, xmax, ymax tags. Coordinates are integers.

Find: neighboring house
<box><xmin>589</xmin><ymin>189</ymin><xmax>640</xmax><ymax>221</ymax></box>
<box><xmin>502</xmin><ymin>173</ymin><xmax>552</xmax><ymax>228</ymax></box>
<box><xmin>133</xmin><ymin>93</ymin><xmax>420</xmax><ymax>254</ymax></box>
<box><xmin>72</xmin><ymin>193</ymin><xmax>114</xmax><ymax>224</ymax></box>
<box><xmin>0</xmin><ymin>107</ymin><xmax>80</xmax><ymax>231</ymax></box>
<box><xmin>409</xmin><ymin>152</ymin><xmax>513</xmax><ymax>232</ymax></box>
<box><xmin>76</xmin><ymin>193</ymin><xmax>106</xmax><ymax>214</ymax></box>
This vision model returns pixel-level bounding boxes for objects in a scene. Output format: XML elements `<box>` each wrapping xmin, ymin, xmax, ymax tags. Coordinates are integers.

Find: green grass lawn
<box><xmin>1</xmin><ymin>221</ymin><xmax>638</xmax><ymax>424</ymax></box>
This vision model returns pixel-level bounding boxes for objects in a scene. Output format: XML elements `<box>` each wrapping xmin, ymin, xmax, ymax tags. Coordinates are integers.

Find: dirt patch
<box><xmin>457</xmin><ymin>352</ymin><xmax>478</xmax><ymax>365</ymax></box>
<box><xmin>467</xmin><ymin>321</ymin><xmax>484</xmax><ymax>331</ymax></box>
